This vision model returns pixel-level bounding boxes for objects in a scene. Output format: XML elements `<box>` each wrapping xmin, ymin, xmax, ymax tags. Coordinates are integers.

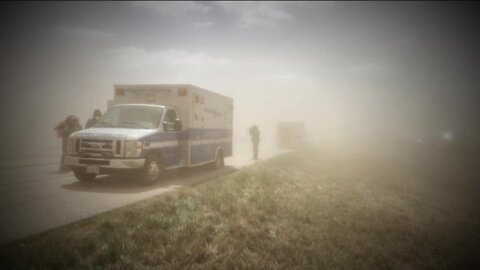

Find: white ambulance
<box><xmin>65</xmin><ymin>84</ymin><xmax>234</xmax><ymax>185</ymax></box>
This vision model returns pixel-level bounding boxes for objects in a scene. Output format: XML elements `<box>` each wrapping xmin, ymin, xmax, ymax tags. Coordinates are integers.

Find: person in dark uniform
<box><xmin>85</xmin><ymin>109</ymin><xmax>102</xmax><ymax>129</ymax></box>
<box><xmin>55</xmin><ymin>115</ymin><xmax>82</xmax><ymax>172</ymax></box>
<box><xmin>249</xmin><ymin>125</ymin><xmax>260</xmax><ymax>160</ymax></box>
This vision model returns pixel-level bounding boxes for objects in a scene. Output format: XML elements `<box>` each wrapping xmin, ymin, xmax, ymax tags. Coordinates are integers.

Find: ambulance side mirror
<box><xmin>174</xmin><ymin>119</ymin><xmax>182</xmax><ymax>131</ymax></box>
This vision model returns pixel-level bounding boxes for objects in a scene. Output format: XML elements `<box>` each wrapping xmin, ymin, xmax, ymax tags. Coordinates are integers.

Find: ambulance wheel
<box><xmin>141</xmin><ymin>155</ymin><xmax>163</xmax><ymax>185</ymax></box>
<box><xmin>73</xmin><ymin>169</ymin><xmax>96</xmax><ymax>182</ymax></box>
<box><xmin>212</xmin><ymin>150</ymin><xmax>224</xmax><ymax>169</ymax></box>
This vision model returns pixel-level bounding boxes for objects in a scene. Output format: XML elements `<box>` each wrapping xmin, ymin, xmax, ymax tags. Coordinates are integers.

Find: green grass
<box><xmin>1</xmin><ymin>147</ymin><xmax>479</xmax><ymax>269</ymax></box>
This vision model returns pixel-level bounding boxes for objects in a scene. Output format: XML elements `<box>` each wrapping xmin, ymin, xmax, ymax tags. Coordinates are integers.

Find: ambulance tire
<box><xmin>140</xmin><ymin>154</ymin><xmax>164</xmax><ymax>185</ymax></box>
<box><xmin>73</xmin><ymin>169</ymin><xmax>96</xmax><ymax>182</ymax></box>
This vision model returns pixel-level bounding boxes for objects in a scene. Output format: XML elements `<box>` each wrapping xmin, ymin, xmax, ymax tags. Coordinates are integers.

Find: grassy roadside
<box><xmin>1</xmin><ymin>147</ymin><xmax>479</xmax><ymax>269</ymax></box>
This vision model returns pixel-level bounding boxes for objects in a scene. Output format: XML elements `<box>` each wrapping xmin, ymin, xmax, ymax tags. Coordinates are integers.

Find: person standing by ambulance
<box><xmin>55</xmin><ymin>115</ymin><xmax>82</xmax><ymax>172</ymax></box>
<box><xmin>249</xmin><ymin>125</ymin><xmax>260</xmax><ymax>160</ymax></box>
<box><xmin>85</xmin><ymin>109</ymin><xmax>102</xmax><ymax>129</ymax></box>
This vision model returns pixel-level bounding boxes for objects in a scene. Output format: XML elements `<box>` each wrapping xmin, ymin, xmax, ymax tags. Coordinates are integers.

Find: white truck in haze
<box><xmin>276</xmin><ymin>121</ymin><xmax>307</xmax><ymax>149</ymax></box>
<box><xmin>65</xmin><ymin>84</ymin><xmax>234</xmax><ymax>184</ymax></box>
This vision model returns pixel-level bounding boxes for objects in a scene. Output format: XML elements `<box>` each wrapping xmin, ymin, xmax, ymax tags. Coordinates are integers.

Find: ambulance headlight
<box><xmin>125</xmin><ymin>141</ymin><xmax>143</xmax><ymax>158</ymax></box>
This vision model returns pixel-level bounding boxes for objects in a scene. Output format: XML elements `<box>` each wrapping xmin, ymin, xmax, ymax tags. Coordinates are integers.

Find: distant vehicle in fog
<box><xmin>65</xmin><ymin>84</ymin><xmax>234</xmax><ymax>185</ymax></box>
<box><xmin>276</xmin><ymin>121</ymin><xmax>307</xmax><ymax>149</ymax></box>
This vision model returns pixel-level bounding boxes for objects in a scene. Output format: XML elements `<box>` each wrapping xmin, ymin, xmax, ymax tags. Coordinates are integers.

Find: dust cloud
<box><xmin>1</xmin><ymin>2</ymin><xmax>480</xmax><ymax>160</ymax></box>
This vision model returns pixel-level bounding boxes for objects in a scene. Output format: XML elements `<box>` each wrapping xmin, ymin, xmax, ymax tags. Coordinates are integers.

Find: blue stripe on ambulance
<box><xmin>190</xmin><ymin>140</ymin><xmax>232</xmax><ymax>164</ymax></box>
<box><xmin>139</xmin><ymin>128</ymin><xmax>232</xmax><ymax>166</ymax></box>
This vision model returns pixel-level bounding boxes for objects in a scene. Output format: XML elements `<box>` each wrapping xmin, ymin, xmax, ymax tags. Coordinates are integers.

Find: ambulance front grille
<box><xmin>77</xmin><ymin>138</ymin><xmax>123</xmax><ymax>158</ymax></box>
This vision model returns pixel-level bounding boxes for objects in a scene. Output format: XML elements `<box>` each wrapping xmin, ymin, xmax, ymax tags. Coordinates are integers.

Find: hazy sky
<box><xmin>1</xmin><ymin>1</ymin><xmax>480</xmax><ymax>158</ymax></box>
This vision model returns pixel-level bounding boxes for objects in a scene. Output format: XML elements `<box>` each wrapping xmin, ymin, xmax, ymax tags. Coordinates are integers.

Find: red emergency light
<box><xmin>178</xmin><ymin>88</ymin><xmax>188</xmax><ymax>96</ymax></box>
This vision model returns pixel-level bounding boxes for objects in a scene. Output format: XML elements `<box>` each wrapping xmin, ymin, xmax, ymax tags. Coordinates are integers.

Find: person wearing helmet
<box><xmin>85</xmin><ymin>109</ymin><xmax>102</xmax><ymax>129</ymax></box>
<box><xmin>249</xmin><ymin>124</ymin><xmax>260</xmax><ymax>160</ymax></box>
<box><xmin>55</xmin><ymin>115</ymin><xmax>82</xmax><ymax>172</ymax></box>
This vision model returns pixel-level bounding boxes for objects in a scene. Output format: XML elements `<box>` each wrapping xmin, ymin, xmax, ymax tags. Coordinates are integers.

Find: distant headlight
<box><xmin>125</xmin><ymin>141</ymin><xmax>143</xmax><ymax>158</ymax></box>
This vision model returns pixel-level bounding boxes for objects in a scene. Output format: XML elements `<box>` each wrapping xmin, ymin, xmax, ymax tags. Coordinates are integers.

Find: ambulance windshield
<box><xmin>95</xmin><ymin>105</ymin><xmax>164</xmax><ymax>129</ymax></box>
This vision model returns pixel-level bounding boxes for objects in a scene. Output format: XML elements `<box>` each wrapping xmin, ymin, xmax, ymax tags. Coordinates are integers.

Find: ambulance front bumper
<box><xmin>65</xmin><ymin>155</ymin><xmax>146</xmax><ymax>170</ymax></box>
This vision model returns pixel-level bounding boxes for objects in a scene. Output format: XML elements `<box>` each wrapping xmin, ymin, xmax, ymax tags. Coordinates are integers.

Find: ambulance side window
<box><xmin>163</xmin><ymin>109</ymin><xmax>177</xmax><ymax>131</ymax></box>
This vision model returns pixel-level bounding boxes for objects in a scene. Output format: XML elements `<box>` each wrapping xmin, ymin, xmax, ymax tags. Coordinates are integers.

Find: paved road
<box><xmin>0</xmin><ymin>140</ymin><xmax>285</xmax><ymax>245</ymax></box>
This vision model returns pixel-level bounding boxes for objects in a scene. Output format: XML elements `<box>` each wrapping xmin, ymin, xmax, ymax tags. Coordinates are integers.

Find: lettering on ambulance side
<box><xmin>204</xmin><ymin>107</ymin><xmax>222</xmax><ymax>118</ymax></box>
